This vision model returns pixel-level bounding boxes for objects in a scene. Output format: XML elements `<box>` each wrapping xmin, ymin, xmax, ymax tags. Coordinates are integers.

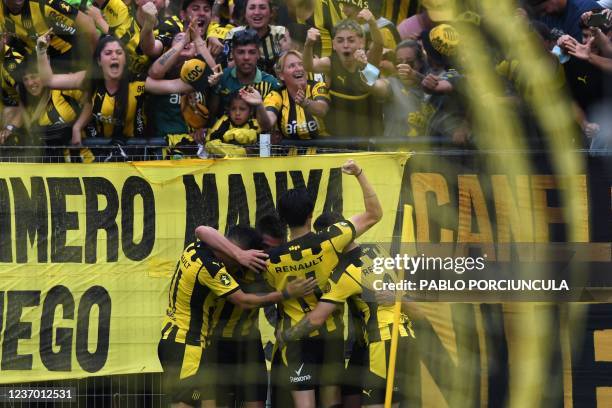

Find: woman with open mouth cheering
<box><xmin>36</xmin><ymin>33</ymin><xmax>152</xmax><ymax>160</ymax></box>
<box><xmin>241</xmin><ymin>50</ymin><xmax>330</xmax><ymax>141</ymax></box>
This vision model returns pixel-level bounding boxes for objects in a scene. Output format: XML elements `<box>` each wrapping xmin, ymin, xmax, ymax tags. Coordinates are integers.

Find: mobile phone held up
<box><xmin>587</xmin><ymin>12</ymin><xmax>609</xmax><ymax>28</ymax></box>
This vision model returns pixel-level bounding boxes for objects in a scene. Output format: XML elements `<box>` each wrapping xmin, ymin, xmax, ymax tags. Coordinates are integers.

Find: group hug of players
<box><xmin>158</xmin><ymin>159</ymin><xmax>419</xmax><ymax>408</ymax></box>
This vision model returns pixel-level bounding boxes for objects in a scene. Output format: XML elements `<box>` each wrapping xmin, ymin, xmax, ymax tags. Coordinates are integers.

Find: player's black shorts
<box><xmin>209</xmin><ymin>334</ymin><xmax>268</xmax><ymax>404</ymax></box>
<box><xmin>341</xmin><ymin>341</ymin><xmax>368</xmax><ymax>397</ymax></box>
<box><xmin>360</xmin><ymin>335</ymin><xmax>418</xmax><ymax>405</ymax></box>
<box><xmin>157</xmin><ymin>338</ymin><xmax>215</xmax><ymax>405</ymax></box>
<box><xmin>282</xmin><ymin>332</ymin><xmax>345</xmax><ymax>391</ymax></box>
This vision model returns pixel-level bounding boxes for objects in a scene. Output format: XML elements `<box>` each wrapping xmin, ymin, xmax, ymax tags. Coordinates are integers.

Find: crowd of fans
<box><xmin>1</xmin><ymin>0</ymin><xmax>611</xmax><ymax>162</ymax></box>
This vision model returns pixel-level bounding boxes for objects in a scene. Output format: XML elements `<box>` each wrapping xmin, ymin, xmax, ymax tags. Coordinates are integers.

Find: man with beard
<box><xmin>157</xmin><ymin>0</ymin><xmax>215</xmax><ymax>52</ymax></box>
<box><xmin>207</xmin><ymin>28</ymin><xmax>281</xmax><ymax>120</ymax></box>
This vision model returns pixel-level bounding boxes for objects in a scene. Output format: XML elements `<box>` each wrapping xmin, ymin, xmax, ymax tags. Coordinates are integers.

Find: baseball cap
<box><xmin>180</xmin><ymin>57</ymin><xmax>212</xmax><ymax>93</ymax></box>
<box><xmin>421</xmin><ymin>23</ymin><xmax>459</xmax><ymax>66</ymax></box>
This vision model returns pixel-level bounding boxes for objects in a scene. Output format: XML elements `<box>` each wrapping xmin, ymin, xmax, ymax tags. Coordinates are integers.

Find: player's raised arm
<box><xmin>195</xmin><ymin>225</ymin><xmax>268</xmax><ymax>271</ymax></box>
<box><xmin>36</xmin><ymin>31</ymin><xmax>87</xmax><ymax>89</ymax></box>
<box><xmin>344</xmin><ymin>159</ymin><xmax>383</xmax><ymax>238</ymax></box>
<box><xmin>74</xmin><ymin>6</ymin><xmax>99</xmax><ymax>50</ymax></box>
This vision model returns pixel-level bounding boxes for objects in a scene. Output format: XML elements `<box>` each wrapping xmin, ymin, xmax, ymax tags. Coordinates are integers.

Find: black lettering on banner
<box><xmin>275</xmin><ymin>172</ymin><xmax>288</xmax><ymax>203</ymax></box>
<box><xmin>289</xmin><ymin>170</ymin><xmax>322</xmax><ymax>204</ymax></box>
<box><xmin>571</xmin><ymin>304</ymin><xmax>612</xmax><ymax>406</ymax></box>
<box><xmin>83</xmin><ymin>177</ymin><xmax>119</xmax><ymax>263</ymax></box>
<box><xmin>40</xmin><ymin>285</ymin><xmax>74</xmax><ymax>371</ymax></box>
<box><xmin>253</xmin><ymin>173</ymin><xmax>275</xmax><ymax>223</ymax></box>
<box><xmin>322</xmin><ymin>167</ymin><xmax>343</xmax><ymax>215</ymax></box>
<box><xmin>453</xmin><ymin>304</ymin><xmax>481</xmax><ymax>402</ymax></box>
<box><xmin>11</xmin><ymin>177</ymin><xmax>48</xmax><ymax>263</ymax></box>
<box><xmin>121</xmin><ymin>177</ymin><xmax>155</xmax><ymax>261</ymax></box>
<box><xmin>535</xmin><ymin>305</ymin><xmax>564</xmax><ymax>406</ymax></box>
<box><xmin>1</xmin><ymin>291</ymin><xmax>41</xmax><ymax>370</ymax></box>
<box><xmin>480</xmin><ymin>304</ymin><xmax>509</xmax><ymax>406</ymax></box>
<box><xmin>0</xmin><ymin>179</ymin><xmax>12</xmax><ymax>262</ymax></box>
<box><xmin>76</xmin><ymin>286</ymin><xmax>111</xmax><ymax>373</ymax></box>
<box><xmin>183</xmin><ymin>174</ymin><xmax>219</xmax><ymax>246</ymax></box>
<box><xmin>226</xmin><ymin>174</ymin><xmax>250</xmax><ymax>232</ymax></box>
<box><xmin>48</xmin><ymin>178</ymin><xmax>82</xmax><ymax>263</ymax></box>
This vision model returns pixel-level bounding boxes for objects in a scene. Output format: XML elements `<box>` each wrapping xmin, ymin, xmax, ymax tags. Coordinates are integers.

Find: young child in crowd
<box><xmin>205</xmin><ymin>92</ymin><xmax>260</xmax><ymax>156</ymax></box>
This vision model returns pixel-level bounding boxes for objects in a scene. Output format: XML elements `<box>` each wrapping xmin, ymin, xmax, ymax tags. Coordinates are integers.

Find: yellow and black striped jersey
<box><xmin>156</xmin><ymin>19</ymin><xmax>234</xmax><ymax>51</ymax></box>
<box><xmin>263</xmin><ymin>80</ymin><xmax>330</xmax><ymax>140</ymax></box>
<box><xmin>115</xmin><ymin>17</ymin><xmax>158</xmax><ymax>75</ymax></box>
<box><xmin>209</xmin><ymin>268</ymin><xmax>270</xmax><ymax>338</ymax></box>
<box><xmin>156</xmin><ymin>15</ymin><xmax>182</xmax><ymax>50</ymax></box>
<box><xmin>310</xmin><ymin>0</ymin><xmax>344</xmax><ymax>58</ymax></box>
<box><xmin>275</xmin><ymin>0</ymin><xmax>341</xmax><ymax>58</ymax></box>
<box><xmin>0</xmin><ymin>0</ymin><xmax>78</xmax><ymax>57</ymax></box>
<box><xmin>100</xmin><ymin>0</ymin><xmax>131</xmax><ymax>38</ymax></box>
<box><xmin>207</xmin><ymin>21</ymin><xmax>234</xmax><ymax>40</ymax></box>
<box><xmin>206</xmin><ymin>114</ymin><xmax>260</xmax><ymax>143</ymax></box>
<box><xmin>264</xmin><ymin>221</ymin><xmax>355</xmax><ymax>336</ymax></box>
<box><xmin>161</xmin><ymin>241</ymin><xmax>240</xmax><ymax>345</ymax></box>
<box><xmin>28</xmin><ymin>89</ymin><xmax>82</xmax><ymax>125</ymax></box>
<box><xmin>321</xmin><ymin>244</ymin><xmax>414</xmax><ymax>344</ymax></box>
<box><xmin>90</xmin><ymin>80</ymin><xmax>146</xmax><ymax>139</ymax></box>
<box><xmin>381</xmin><ymin>0</ymin><xmax>417</xmax><ymax>25</ymax></box>
<box><xmin>1</xmin><ymin>45</ymin><xmax>24</xmax><ymax>107</ymax></box>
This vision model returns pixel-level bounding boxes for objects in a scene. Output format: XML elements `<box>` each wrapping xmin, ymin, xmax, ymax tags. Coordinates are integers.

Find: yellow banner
<box><xmin>0</xmin><ymin>152</ymin><xmax>409</xmax><ymax>383</ymax></box>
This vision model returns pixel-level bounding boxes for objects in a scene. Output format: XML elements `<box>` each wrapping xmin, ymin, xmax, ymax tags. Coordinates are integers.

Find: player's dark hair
<box><xmin>313</xmin><ymin>212</ymin><xmax>346</xmax><ymax>232</ymax></box>
<box><xmin>256</xmin><ymin>213</ymin><xmax>286</xmax><ymax>240</ymax></box>
<box><xmin>226</xmin><ymin>225</ymin><xmax>264</xmax><ymax>250</ymax></box>
<box><xmin>277</xmin><ymin>188</ymin><xmax>314</xmax><ymax>228</ymax></box>
<box><xmin>232</xmin><ymin>28</ymin><xmax>261</xmax><ymax>48</ymax></box>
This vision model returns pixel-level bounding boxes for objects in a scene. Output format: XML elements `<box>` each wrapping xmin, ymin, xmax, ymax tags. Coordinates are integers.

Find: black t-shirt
<box><xmin>563</xmin><ymin>57</ymin><xmax>612</xmax><ymax>117</ymax></box>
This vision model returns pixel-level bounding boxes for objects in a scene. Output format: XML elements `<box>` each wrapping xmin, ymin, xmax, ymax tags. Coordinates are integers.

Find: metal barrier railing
<box><xmin>0</xmin><ymin>135</ymin><xmax>469</xmax><ymax>163</ymax></box>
